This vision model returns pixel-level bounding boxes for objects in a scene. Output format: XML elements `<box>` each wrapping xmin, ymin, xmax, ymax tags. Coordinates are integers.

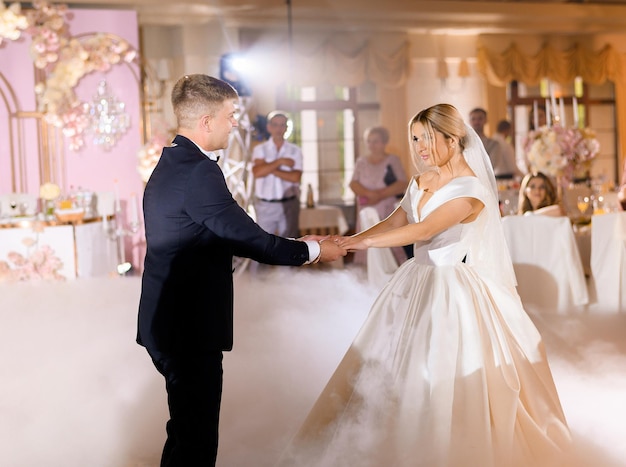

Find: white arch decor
<box><xmin>219</xmin><ymin>96</ymin><xmax>256</xmax><ymax>275</ymax></box>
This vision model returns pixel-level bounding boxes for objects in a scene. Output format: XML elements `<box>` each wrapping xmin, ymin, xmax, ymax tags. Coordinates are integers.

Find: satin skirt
<box><xmin>277</xmin><ymin>260</ymin><xmax>572</xmax><ymax>467</ymax></box>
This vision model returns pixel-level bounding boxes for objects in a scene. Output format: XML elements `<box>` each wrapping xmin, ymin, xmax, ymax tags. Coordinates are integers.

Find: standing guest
<box><xmin>137</xmin><ymin>74</ymin><xmax>346</xmax><ymax>467</ymax></box>
<box><xmin>469</xmin><ymin>107</ymin><xmax>502</xmax><ymax>171</ymax></box>
<box><xmin>492</xmin><ymin>119</ymin><xmax>523</xmax><ymax>179</ymax></box>
<box><xmin>350</xmin><ymin>126</ymin><xmax>410</xmax><ymax>263</ymax></box>
<box><xmin>252</xmin><ymin>111</ymin><xmax>303</xmax><ymax>238</ymax></box>
<box><xmin>517</xmin><ymin>171</ymin><xmax>563</xmax><ymax>216</ymax></box>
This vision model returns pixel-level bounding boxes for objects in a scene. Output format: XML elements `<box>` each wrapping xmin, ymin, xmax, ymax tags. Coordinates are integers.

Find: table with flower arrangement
<box><xmin>0</xmin><ymin>215</ymin><xmax>118</xmax><ymax>281</ymax></box>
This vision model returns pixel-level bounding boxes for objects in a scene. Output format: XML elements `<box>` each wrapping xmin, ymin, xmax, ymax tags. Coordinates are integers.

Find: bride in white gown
<box><xmin>278</xmin><ymin>104</ymin><xmax>571</xmax><ymax>467</ymax></box>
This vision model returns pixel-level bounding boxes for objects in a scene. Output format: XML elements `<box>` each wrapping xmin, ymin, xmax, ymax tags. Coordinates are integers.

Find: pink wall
<box><xmin>0</xmin><ymin>8</ymin><xmax>146</xmax><ymax>270</ymax></box>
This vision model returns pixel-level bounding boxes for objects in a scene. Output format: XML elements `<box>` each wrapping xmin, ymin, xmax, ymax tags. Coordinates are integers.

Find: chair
<box><xmin>359</xmin><ymin>207</ymin><xmax>398</xmax><ymax>289</ymax></box>
<box><xmin>502</xmin><ymin>215</ymin><xmax>589</xmax><ymax>313</ymax></box>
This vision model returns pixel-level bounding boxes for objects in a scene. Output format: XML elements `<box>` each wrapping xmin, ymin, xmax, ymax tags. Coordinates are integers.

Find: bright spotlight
<box><xmin>220</xmin><ymin>52</ymin><xmax>252</xmax><ymax>96</ymax></box>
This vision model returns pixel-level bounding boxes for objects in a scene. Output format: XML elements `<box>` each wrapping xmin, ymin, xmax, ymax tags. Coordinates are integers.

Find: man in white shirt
<box><xmin>252</xmin><ymin>111</ymin><xmax>303</xmax><ymax>238</ymax></box>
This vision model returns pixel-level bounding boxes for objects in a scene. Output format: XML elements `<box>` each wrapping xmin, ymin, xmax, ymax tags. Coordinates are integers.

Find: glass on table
<box><xmin>577</xmin><ymin>195</ymin><xmax>590</xmax><ymax>215</ymax></box>
<box><xmin>8</xmin><ymin>200</ymin><xmax>18</xmax><ymax>216</ymax></box>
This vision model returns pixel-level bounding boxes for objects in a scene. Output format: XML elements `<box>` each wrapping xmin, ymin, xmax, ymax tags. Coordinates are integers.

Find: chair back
<box><xmin>502</xmin><ymin>215</ymin><xmax>588</xmax><ymax>313</ymax></box>
<box><xmin>359</xmin><ymin>207</ymin><xmax>398</xmax><ymax>290</ymax></box>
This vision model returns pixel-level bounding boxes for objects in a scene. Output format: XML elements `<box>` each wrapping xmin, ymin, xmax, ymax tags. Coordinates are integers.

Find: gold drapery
<box><xmin>476</xmin><ymin>42</ymin><xmax>626</xmax><ymax>180</ymax></box>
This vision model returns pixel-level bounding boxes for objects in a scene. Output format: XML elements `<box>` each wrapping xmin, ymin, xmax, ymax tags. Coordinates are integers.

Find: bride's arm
<box><xmin>340</xmin><ymin>197</ymin><xmax>484</xmax><ymax>250</ymax></box>
<box><xmin>352</xmin><ymin>205</ymin><xmax>410</xmax><ymax>239</ymax></box>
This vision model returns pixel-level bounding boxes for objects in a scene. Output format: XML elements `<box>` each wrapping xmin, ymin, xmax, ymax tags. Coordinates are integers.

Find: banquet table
<box><xmin>0</xmin><ymin>217</ymin><xmax>118</xmax><ymax>280</ymax></box>
<box><xmin>502</xmin><ymin>215</ymin><xmax>589</xmax><ymax>313</ymax></box>
<box><xmin>589</xmin><ymin>211</ymin><xmax>626</xmax><ymax>312</ymax></box>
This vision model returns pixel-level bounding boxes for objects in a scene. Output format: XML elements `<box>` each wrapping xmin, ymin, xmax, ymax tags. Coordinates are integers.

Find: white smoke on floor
<box><xmin>0</xmin><ymin>268</ymin><xmax>625</xmax><ymax>467</ymax></box>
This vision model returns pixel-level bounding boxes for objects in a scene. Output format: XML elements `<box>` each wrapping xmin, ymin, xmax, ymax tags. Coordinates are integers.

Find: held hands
<box><xmin>301</xmin><ymin>234</ymin><xmax>369</xmax><ymax>253</ymax></box>
<box><xmin>359</xmin><ymin>190</ymin><xmax>383</xmax><ymax>206</ymax></box>
<box><xmin>318</xmin><ymin>238</ymin><xmax>348</xmax><ymax>263</ymax></box>
<box><xmin>298</xmin><ymin>235</ymin><xmax>348</xmax><ymax>263</ymax></box>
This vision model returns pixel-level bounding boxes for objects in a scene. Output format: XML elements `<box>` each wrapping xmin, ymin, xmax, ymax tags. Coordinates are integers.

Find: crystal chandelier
<box><xmin>86</xmin><ymin>80</ymin><xmax>130</xmax><ymax>150</ymax></box>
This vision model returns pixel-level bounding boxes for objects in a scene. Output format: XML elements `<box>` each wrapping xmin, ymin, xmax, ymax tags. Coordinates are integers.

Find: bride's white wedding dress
<box><xmin>278</xmin><ymin>176</ymin><xmax>571</xmax><ymax>467</ymax></box>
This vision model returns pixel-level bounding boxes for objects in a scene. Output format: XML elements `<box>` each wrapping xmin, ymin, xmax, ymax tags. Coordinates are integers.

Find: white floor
<box><xmin>0</xmin><ymin>267</ymin><xmax>625</xmax><ymax>467</ymax></box>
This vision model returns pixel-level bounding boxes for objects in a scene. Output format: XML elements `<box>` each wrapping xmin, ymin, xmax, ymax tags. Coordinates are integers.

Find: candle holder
<box><xmin>103</xmin><ymin>207</ymin><xmax>142</xmax><ymax>275</ymax></box>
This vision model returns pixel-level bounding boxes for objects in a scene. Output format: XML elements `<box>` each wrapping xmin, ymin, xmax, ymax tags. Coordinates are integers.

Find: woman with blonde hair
<box><xmin>279</xmin><ymin>104</ymin><xmax>571</xmax><ymax>467</ymax></box>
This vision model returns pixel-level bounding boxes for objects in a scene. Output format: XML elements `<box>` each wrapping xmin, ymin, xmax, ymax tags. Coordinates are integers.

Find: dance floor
<box><xmin>1</xmin><ymin>267</ymin><xmax>625</xmax><ymax>467</ymax></box>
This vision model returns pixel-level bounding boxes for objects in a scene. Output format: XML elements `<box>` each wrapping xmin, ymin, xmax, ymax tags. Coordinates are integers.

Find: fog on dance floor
<box><xmin>0</xmin><ymin>266</ymin><xmax>625</xmax><ymax>466</ymax></box>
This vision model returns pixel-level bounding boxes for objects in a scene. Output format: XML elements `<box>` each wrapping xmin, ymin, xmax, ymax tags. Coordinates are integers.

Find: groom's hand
<box><xmin>318</xmin><ymin>238</ymin><xmax>347</xmax><ymax>263</ymax></box>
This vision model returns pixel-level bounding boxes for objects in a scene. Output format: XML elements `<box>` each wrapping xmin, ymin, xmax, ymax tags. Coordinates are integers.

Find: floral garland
<box><xmin>0</xmin><ymin>1</ymin><xmax>137</xmax><ymax>150</ymax></box>
<box><xmin>523</xmin><ymin>124</ymin><xmax>600</xmax><ymax>182</ymax></box>
<box><xmin>0</xmin><ymin>1</ymin><xmax>28</xmax><ymax>43</ymax></box>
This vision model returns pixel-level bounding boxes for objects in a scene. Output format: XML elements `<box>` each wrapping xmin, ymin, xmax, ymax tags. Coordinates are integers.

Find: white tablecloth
<box><xmin>589</xmin><ymin>212</ymin><xmax>626</xmax><ymax>312</ymax></box>
<box><xmin>0</xmin><ymin>219</ymin><xmax>117</xmax><ymax>280</ymax></box>
<box><xmin>502</xmin><ymin>215</ymin><xmax>589</xmax><ymax>313</ymax></box>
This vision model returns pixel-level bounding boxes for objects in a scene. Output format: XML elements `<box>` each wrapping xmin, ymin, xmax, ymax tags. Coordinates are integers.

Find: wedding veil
<box><xmin>462</xmin><ymin>123</ymin><xmax>517</xmax><ymax>290</ymax></box>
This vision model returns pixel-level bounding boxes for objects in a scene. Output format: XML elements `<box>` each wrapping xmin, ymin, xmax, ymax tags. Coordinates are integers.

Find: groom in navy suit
<box><xmin>137</xmin><ymin>74</ymin><xmax>346</xmax><ymax>467</ymax></box>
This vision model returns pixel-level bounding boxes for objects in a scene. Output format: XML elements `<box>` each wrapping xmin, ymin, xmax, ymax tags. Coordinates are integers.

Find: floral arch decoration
<box><xmin>0</xmin><ymin>1</ymin><xmax>138</xmax><ymax>151</ymax></box>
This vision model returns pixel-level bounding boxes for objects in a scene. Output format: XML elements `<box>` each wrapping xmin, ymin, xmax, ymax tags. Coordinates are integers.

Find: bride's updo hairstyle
<box><xmin>408</xmin><ymin>103</ymin><xmax>468</xmax><ymax>175</ymax></box>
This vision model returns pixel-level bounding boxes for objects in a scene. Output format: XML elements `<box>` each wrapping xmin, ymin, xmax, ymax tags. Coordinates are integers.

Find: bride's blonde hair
<box><xmin>408</xmin><ymin>103</ymin><xmax>468</xmax><ymax>174</ymax></box>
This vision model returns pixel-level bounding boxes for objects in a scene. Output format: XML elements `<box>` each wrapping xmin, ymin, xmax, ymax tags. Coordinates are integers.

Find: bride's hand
<box><xmin>337</xmin><ymin>236</ymin><xmax>369</xmax><ymax>251</ymax></box>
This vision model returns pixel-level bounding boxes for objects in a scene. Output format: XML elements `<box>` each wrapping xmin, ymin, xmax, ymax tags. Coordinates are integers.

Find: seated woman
<box><xmin>517</xmin><ymin>171</ymin><xmax>564</xmax><ymax>216</ymax></box>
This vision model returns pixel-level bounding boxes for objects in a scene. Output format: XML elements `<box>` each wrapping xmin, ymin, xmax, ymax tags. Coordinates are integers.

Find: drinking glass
<box><xmin>577</xmin><ymin>195</ymin><xmax>590</xmax><ymax>216</ymax></box>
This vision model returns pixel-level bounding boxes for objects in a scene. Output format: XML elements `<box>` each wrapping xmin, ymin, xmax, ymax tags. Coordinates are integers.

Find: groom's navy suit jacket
<box><xmin>137</xmin><ymin>135</ymin><xmax>309</xmax><ymax>355</ymax></box>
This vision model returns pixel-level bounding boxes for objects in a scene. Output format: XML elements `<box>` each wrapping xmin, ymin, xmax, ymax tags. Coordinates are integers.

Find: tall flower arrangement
<box><xmin>523</xmin><ymin>124</ymin><xmax>600</xmax><ymax>183</ymax></box>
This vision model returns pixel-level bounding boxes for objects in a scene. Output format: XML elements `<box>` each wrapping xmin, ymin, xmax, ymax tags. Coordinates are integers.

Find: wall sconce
<box><xmin>437</xmin><ymin>58</ymin><xmax>449</xmax><ymax>80</ymax></box>
<box><xmin>458</xmin><ymin>59</ymin><xmax>470</xmax><ymax>78</ymax></box>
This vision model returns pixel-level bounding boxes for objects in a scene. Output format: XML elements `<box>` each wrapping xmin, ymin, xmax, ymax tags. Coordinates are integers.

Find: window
<box><xmin>276</xmin><ymin>82</ymin><xmax>380</xmax><ymax>207</ymax></box>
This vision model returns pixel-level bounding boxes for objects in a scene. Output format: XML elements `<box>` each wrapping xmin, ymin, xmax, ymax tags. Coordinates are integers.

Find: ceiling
<box><xmin>63</xmin><ymin>0</ymin><xmax>626</xmax><ymax>35</ymax></box>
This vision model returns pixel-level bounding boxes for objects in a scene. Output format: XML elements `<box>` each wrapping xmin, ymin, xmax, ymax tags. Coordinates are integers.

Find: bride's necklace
<box><xmin>421</xmin><ymin>173</ymin><xmax>443</xmax><ymax>195</ymax></box>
